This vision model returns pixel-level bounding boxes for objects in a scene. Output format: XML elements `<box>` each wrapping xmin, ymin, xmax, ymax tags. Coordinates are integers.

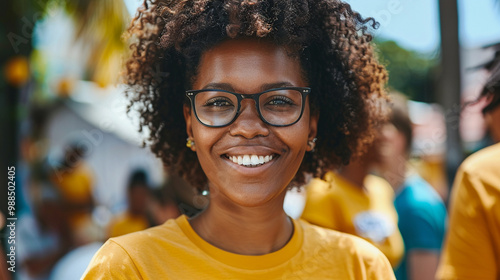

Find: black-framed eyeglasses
<box><xmin>185</xmin><ymin>87</ymin><xmax>310</xmax><ymax>127</ymax></box>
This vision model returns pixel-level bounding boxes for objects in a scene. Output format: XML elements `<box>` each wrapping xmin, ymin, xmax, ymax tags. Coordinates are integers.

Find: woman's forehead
<box><xmin>193</xmin><ymin>39</ymin><xmax>306</xmax><ymax>91</ymax></box>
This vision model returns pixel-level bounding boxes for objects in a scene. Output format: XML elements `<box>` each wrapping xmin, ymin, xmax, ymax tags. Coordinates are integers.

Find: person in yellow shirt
<box><xmin>52</xmin><ymin>144</ymin><xmax>94</xmax><ymax>207</ymax></box>
<box><xmin>107</xmin><ymin>169</ymin><xmax>152</xmax><ymax>237</ymax></box>
<box><xmin>82</xmin><ymin>0</ymin><xmax>397</xmax><ymax>278</ymax></box>
<box><xmin>51</xmin><ymin>143</ymin><xmax>98</xmax><ymax>245</ymax></box>
<box><xmin>436</xmin><ymin>56</ymin><xmax>500</xmax><ymax>280</ymax></box>
<box><xmin>301</xmin><ymin>146</ymin><xmax>404</xmax><ymax>268</ymax></box>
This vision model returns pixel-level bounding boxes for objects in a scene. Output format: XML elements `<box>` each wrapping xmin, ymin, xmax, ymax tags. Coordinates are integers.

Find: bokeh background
<box><xmin>1</xmin><ymin>0</ymin><xmax>499</xmax><ymax>279</ymax></box>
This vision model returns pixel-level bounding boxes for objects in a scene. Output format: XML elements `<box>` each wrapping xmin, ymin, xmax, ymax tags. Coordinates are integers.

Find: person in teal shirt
<box><xmin>394</xmin><ymin>174</ymin><xmax>447</xmax><ymax>280</ymax></box>
<box><xmin>378</xmin><ymin>93</ymin><xmax>447</xmax><ymax>280</ymax></box>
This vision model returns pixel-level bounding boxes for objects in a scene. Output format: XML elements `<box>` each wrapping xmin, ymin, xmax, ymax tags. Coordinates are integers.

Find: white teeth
<box><xmin>251</xmin><ymin>155</ymin><xmax>259</xmax><ymax>165</ymax></box>
<box><xmin>228</xmin><ymin>154</ymin><xmax>275</xmax><ymax>166</ymax></box>
<box><xmin>243</xmin><ymin>155</ymin><xmax>251</xmax><ymax>165</ymax></box>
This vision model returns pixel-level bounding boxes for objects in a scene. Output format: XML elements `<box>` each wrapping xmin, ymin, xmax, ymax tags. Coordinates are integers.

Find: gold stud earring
<box><xmin>186</xmin><ymin>138</ymin><xmax>195</xmax><ymax>149</ymax></box>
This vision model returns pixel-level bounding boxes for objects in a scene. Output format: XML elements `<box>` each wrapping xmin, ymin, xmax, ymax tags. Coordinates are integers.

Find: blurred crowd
<box><xmin>2</xmin><ymin>140</ymin><xmax>189</xmax><ymax>279</ymax></box>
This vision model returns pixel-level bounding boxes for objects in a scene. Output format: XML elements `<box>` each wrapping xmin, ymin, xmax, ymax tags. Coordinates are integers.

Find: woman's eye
<box><xmin>267</xmin><ymin>96</ymin><xmax>295</xmax><ymax>106</ymax></box>
<box><xmin>204</xmin><ymin>98</ymin><xmax>233</xmax><ymax>107</ymax></box>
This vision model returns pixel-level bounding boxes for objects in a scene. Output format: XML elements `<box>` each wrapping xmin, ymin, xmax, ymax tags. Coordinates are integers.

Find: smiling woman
<box><xmin>82</xmin><ymin>0</ymin><xmax>393</xmax><ymax>279</ymax></box>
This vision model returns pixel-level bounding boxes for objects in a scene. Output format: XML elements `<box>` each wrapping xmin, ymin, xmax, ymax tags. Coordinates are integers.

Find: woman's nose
<box><xmin>228</xmin><ymin>100</ymin><xmax>270</xmax><ymax>139</ymax></box>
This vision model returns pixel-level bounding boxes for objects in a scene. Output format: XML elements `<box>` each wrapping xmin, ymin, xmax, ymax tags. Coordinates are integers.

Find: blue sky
<box><xmin>459</xmin><ymin>0</ymin><xmax>500</xmax><ymax>48</ymax></box>
<box><xmin>125</xmin><ymin>0</ymin><xmax>500</xmax><ymax>54</ymax></box>
<box><xmin>347</xmin><ymin>0</ymin><xmax>500</xmax><ymax>53</ymax></box>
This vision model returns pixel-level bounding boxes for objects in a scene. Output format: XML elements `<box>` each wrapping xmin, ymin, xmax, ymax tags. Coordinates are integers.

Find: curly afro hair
<box><xmin>124</xmin><ymin>0</ymin><xmax>388</xmax><ymax>190</ymax></box>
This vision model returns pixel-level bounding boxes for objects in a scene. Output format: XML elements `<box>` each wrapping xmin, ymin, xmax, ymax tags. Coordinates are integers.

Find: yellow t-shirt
<box><xmin>436</xmin><ymin>143</ymin><xmax>500</xmax><ymax>280</ymax></box>
<box><xmin>301</xmin><ymin>172</ymin><xmax>404</xmax><ymax>268</ymax></box>
<box><xmin>107</xmin><ymin>212</ymin><xmax>150</xmax><ymax>238</ymax></box>
<box><xmin>82</xmin><ymin>215</ymin><xmax>395</xmax><ymax>279</ymax></box>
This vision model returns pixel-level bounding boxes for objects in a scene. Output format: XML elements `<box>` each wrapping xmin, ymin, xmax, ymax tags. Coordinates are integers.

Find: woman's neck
<box><xmin>188</xmin><ymin>193</ymin><xmax>293</xmax><ymax>255</ymax></box>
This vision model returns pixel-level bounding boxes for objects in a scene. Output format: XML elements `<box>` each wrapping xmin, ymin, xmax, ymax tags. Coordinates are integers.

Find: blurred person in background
<box><xmin>16</xmin><ymin>184</ymin><xmax>72</xmax><ymax>280</ymax></box>
<box><xmin>107</xmin><ymin>169</ymin><xmax>152</xmax><ymax>237</ymax></box>
<box><xmin>482</xmin><ymin>60</ymin><xmax>500</xmax><ymax>143</ymax></box>
<box><xmin>436</xmin><ymin>58</ymin><xmax>500</xmax><ymax>280</ymax></box>
<box><xmin>149</xmin><ymin>176</ymin><xmax>182</xmax><ymax>226</ymax></box>
<box><xmin>377</xmin><ymin>93</ymin><xmax>447</xmax><ymax>280</ymax></box>
<box><xmin>301</xmin><ymin>140</ymin><xmax>405</xmax><ymax>268</ymax></box>
<box><xmin>50</xmin><ymin>143</ymin><xmax>99</xmax><ymax>245</ymax></box>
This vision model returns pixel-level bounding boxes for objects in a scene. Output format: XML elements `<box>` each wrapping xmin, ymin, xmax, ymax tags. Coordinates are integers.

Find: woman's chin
<box><xmin>211</xmin><ymin>184</ymin><xmax>284</xmax><ymax>208</ymax></box>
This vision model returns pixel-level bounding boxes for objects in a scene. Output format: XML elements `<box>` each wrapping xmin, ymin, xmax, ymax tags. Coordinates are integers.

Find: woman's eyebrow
<box><xmin>202</xmin><ymin>83</ymin><xmax>235</xmax><ymax>91</ymax></box>
<box><xmin>260</xmin><ymin>82</ymin><xmax>295</xmax><ymax>91</ymax></box>
<box><xmin>201</xmin><ymin>81</ymin><xmax>295</xmax><ymax>92</ymax></box>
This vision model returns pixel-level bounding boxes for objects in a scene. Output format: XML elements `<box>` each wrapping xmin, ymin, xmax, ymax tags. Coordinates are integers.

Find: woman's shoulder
<box><xmin>110</xmin><ymin>215</ymin><xmax>185</xmax><ymax>248</ymax></box>
<box><xmin>92</xmin><ymin>215</ymin><xmax>189</xmax><ymax>264</ymax></box>
<box><xmin>454</xmin><ymin>143</ymin><xmax>500</xmax><ymax>194</ymax></box>
<box><xmin>299</xmin><ymin>219</ymin><xmax>391</xmax><ymax>259</ymax></box>
<box><xmin>297</xmin><ymin>219</ymin><xmax>395</xmax><ymax>279</ymax></box>
<box><xmin>460</xmin><ymin>143</ymin><xmax>500</xmax><ymax>176</ymax></box>
<box><xmin>82</xmin><ymin>216</ymin><xmax>191</xmax><ymax>279</ymax></box>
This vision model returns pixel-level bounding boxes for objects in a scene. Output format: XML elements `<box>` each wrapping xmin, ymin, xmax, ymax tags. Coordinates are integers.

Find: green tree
<box><xmin>375</xmin><ymin>39</ymin><xmax>438</xmax><ymax>102</ymax></box>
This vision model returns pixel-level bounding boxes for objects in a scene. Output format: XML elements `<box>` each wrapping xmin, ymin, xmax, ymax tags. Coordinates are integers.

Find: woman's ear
<box><xmin>183</xmin><ymin>104</ymin><xmax>195</xmax><ymax>151</ymax></box>
<box><xmin>307</xmin><ymin>112</ymin><xmax>319</xmax><ymax>152</ymax></box>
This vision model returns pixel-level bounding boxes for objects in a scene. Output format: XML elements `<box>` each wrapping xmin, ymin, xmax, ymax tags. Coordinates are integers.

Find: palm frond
<box><xmin>66</xmin><ymin>0</ymin><xmax>130</xmax><ymax>86</ymax></box>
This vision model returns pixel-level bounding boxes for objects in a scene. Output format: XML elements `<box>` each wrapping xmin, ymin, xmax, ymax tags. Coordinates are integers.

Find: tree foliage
<box><xmin>375</xmin><ymin>39</ymin><xmax>438</xmax><ymax>102</ymax></box>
